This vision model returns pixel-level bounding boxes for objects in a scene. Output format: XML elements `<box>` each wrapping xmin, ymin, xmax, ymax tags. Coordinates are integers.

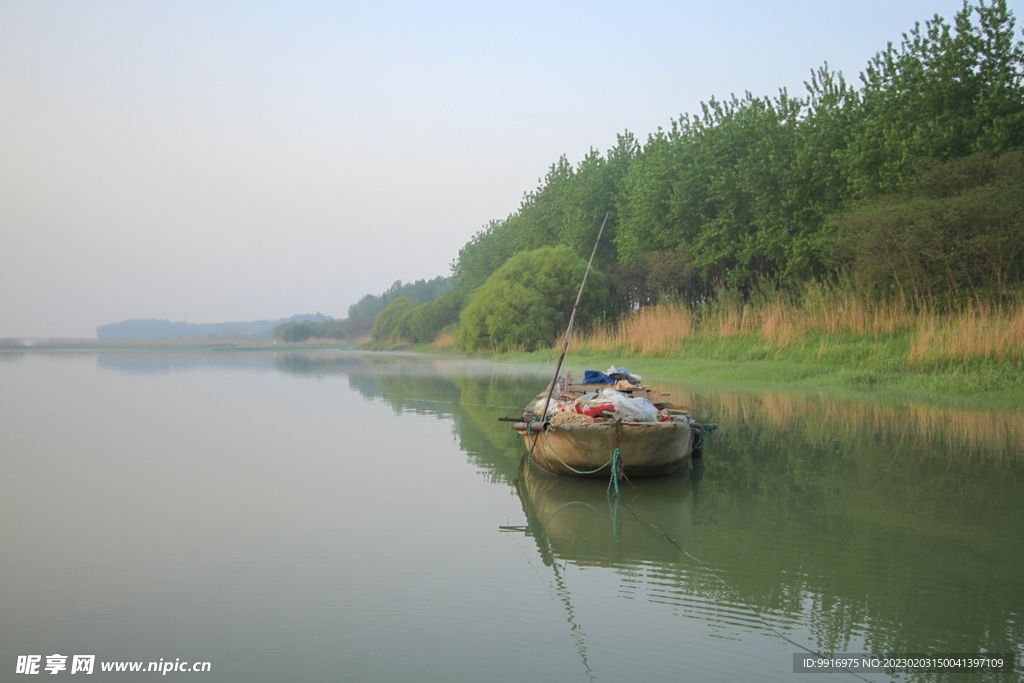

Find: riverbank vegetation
<box><xmin>566</xmin><ymin>285</ymin><xmax>1024</xmax><ymax>396</ymax></box>
<box><xmin>362</xmin><ymin>1</ymin><xmax>1024</xmax><ymax>391</ymax></box>
<box><xmin>574</xmin><ymin>281</ymin><xmax>1024</xmax><ymax>368</ymax></box>
<box><xmin>276</xmin><ymin>276</ymin><xmax>455</xmax><ymax>342</ymax></box>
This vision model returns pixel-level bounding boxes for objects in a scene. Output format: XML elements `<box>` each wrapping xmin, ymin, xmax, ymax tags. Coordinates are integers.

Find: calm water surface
<box><xmin>1</xmin><ymin>350</ymin><xmax>1022</xmax><ymax>682</ymax></box>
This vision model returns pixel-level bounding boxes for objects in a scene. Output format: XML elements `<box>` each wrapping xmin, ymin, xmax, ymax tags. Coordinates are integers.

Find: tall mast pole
<box><xmin>538</xmin><ymin>212</ymin><xmax>609</xmax><ymax>423</ymax></box>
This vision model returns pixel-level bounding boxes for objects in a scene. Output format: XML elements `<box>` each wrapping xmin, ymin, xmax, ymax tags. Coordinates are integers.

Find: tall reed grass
<box><xmin>909</xmin><ymin>301</ymin><xmax>1024</xmax><ymax>366</ymax></box>
<box><xmin>575</xmin><ymin>281</ymin><xmax>1024</xmax><ymax>369</ymax></box>
<box><xmin>432</xmin><ymin>330</ymin><xmax>457</xmax><ymax>349</ymax></box>
<box><xmin>578</xmin><ymin>304</ymin><xmax>696</xmax><ymax>355</ymax></box>
<box><xmin>704</xmin><ymin>280</ymin><xmax>919</xmax><ymax>341</ymax></box>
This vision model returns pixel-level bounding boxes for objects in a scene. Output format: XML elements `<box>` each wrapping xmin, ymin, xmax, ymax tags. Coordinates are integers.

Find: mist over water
<box><xmin>2</xmin><ymin>350</ymin><xmax>1021</xmax><ymax>682</ymax></box>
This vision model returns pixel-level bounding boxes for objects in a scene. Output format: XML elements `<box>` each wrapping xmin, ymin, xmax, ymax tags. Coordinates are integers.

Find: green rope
<box><xmin>691</xmin><ymin>422</ymin><xmax>719</xmax><ymax>450</ymax></box>
<box><xmin>527</xmin><ymin>424</ymin><xmax>627</xmax><ymax>538</ymax></box>
<box><xmin>606</xmin><ymin>448</ymin><xmax>622</xmax><ymax>500</ymax></box>
<box><xmin>537</xmin><ymin>425</ymin><xmax>615</xmax><ymax>475</ymax></box>
<box><xmin>527</xmin><ymin>424</ymin><xmax>625</xmax><ymax>543</ymax></box>
<box><xmin>606</xmin><ymin>447</ymin><xmax>623</xmax><ymax>537</ymax></box>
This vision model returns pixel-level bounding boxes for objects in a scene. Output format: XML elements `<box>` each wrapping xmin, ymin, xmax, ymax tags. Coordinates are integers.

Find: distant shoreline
<box><xmin>0</xmin><ymin>338</ymin><xmax>358</xmax><ymax>351</ymax></box>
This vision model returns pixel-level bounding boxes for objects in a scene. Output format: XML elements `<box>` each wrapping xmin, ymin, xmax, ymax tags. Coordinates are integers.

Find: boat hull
<box><xmin>516</xmin><ymin>420</ymin><xmax>695</xmax><ymax>478</ymax></box>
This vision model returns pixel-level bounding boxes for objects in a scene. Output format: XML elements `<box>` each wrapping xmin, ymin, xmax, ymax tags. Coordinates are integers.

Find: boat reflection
<box><xmin>513</xmin><ymin>455</ymin><xmax>696</xmax><ymax>568</ymax></box>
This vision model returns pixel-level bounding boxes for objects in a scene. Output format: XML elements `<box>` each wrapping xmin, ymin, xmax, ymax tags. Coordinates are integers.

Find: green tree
<box><xmin>456</xmin><ymin>246</ymin><xmax>609</xmax><ymax>352</ymax></box>
<box><xmin>449</xmin><ymin>1</ymin><xmax>1023</xmax><ymax>312</ymax></box>
<box><xmin>348</xmin><ymin>276</ymin><xmax>455</xmax><ymax>321</ymax></box>
<box><xmin>281</xmin><ymin>321</ymin><xmax>315</xmax><ymax>342</ymax></box>
<box><xmin>408</xmin><ymin>290</ymin><xmax>464</xmax><ymax>343</ymax></box>
<box><xmin>831</xmin><ymin>150</ymin><xmax>1024</xmax><ymax>303</ymax></box>
<box><xmin>453</xmin><ymin>136</ymin><xmax>635</xmax><ymax>296</ymax></box>
<box><xmin>370</xmin><ymin>297</ymin><xmax>420</xmax><ymax>343</ymax></box>
<box><xmin>841</xmin><ymin>0</ymin><xmax>1024</xmax><ymax>198</ymax></box>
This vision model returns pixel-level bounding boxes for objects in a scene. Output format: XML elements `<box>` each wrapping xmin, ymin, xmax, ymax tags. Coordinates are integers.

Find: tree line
<box><xmin>99</xmin><ymin>313</ymin><xmax>330</xmax><ymax>341</ymax></box>
<box><xmin>276</xmin><ymin>276</ymin><xmax>454</xmax><ymax>342</ymax></box>
<box><xmin>312</xmin><ymin>1</ymin><xmax>1024</xmax><ymax>351</ymax></box>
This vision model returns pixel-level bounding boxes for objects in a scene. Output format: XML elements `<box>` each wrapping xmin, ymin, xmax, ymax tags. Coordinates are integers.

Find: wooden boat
<box><xmin>504</xmin><ymin>216</ymin><xmax>713</xmax><ymax>479</ymax></box>
<box><xmin>512</xmin><ymin>379</ymin><xmax>708</xmax><ymax>478</ymax></box>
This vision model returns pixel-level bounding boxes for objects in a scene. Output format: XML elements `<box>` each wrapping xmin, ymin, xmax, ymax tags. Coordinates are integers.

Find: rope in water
<box><xmin>521</xmin><ymin>418</ymin><xmax>847</xmax><ymax>678</ymax></box>
<box><xmin>528</xmin><ymin>422</ymin><xmax>626</xmax><ymax>537</ymax></box>
<box><xmin>606</xmin><ymin>448</ymin><xmax>622</xmax><ymax>500</ymax></box>
<box><xmin>530</xmin><ymin>423</ymin><xmax>626</xmax><ymax>538</ymax></box>
<box><xmin>606</xmin><ymin>448</ymin><xmax>623</xmax><ymax>537</ymax></box>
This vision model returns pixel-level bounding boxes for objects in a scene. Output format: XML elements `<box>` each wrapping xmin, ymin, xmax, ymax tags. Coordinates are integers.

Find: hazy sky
<box><xmin>2</xmin><ymin>0</ymin><xmax>1017</xmax><ymax>337</ymax></box>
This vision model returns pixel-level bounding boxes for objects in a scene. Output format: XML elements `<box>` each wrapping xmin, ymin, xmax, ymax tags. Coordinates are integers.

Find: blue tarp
<box><xmin>582</xmin><ymin>370</ymin><xmax>613</xmax><ymax>384</ymax></box>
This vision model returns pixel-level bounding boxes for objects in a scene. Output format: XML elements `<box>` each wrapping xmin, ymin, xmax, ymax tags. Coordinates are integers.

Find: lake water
<box><xmin>1</xmin><ymin>350</ymin><xmax>1022</xmax><ymax>682</ymax></box>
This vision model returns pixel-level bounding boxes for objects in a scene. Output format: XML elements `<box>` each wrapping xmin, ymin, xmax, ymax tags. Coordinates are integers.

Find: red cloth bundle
<box><xmin>574</xmin><ymin>402</ymin><xmax>614</xmax><ymax>417</ymax></box>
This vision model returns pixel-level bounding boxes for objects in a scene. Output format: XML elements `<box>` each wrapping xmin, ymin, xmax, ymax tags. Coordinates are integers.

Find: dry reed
<box><xmin>432</xmin><ymin>330</ymin><xmax>457</xmax><ymax>349</ymax></box>
<box><xmin>909</xmin><ymin>300</ymin><xmax>1024</xmax><ymax>366</ymax></box>
<box><xmin>580</xmin><ymin>304</ymin><xmax>696</xmax><ymax>355</ymax></box>
<box><xmin>574</xmin><ymin>284</ymin><xmax>1024</xmax><ymax>367</ymax></box>
<box><xmin>707</xmin><ymin>282</ymin><xmax>919</xmax><ymax>344</ymax></box>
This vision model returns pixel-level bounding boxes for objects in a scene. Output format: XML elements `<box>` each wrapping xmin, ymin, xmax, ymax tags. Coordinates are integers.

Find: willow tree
<box><xmin>456</xmin><ymin>246</ymin><xmax>609</xmax><ymax>352</ymax></box>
